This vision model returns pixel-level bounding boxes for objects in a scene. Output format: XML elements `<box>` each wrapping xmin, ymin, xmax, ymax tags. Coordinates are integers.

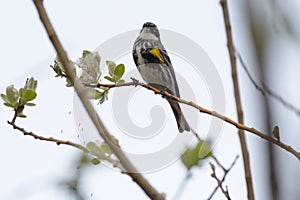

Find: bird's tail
<box><xmin>169</xmin><ymin>101</ymin><xmax>190</xmax><ymax>133</ymax></box>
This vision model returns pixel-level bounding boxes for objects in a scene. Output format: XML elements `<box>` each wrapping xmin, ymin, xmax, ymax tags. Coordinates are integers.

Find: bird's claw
<box><xmin>160</xmin><ymin>88</ymin><xmax>167</xmax><ymax>98</ymax></box>
<box><xmin>130</xmin><ymin>77</ymin><xmax>139</xmax><ymax>87</ymax></box>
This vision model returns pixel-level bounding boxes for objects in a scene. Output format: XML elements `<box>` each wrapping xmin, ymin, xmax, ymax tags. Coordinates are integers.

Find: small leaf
<box><xmin>104</xmin><ymin>76</ymin><xmax>115</xmax><ymax>83</ymax></box>
<box><xmin>19</xmin><ymin>88</ymin><xmax>24</xmax><ymax>99</ymax></box>
<box><xmin>94</xmin><ymin>90</ymin><xmax>102</xmax><ymax>99</ymax></box>
<box><xmin>91</xmin><ymin>158</ymin><xmax>101</xmax><ymax>165</ymax></box>
<box><xmin>98</xmin><ymin>95</ymin><xmax>105</xmax><ymax>104</ymax></box>
<box><xmin>100</xmin><ymin>142</ymin><xmax>113</xmax><ymax>157</ymax></box>
<box><xmin>85</xmin><ymin>88</ymin><xmax>102</xmax><ymax>100</ymax></box>
<box><xmin>181</xmin><ymin>140</ymin><xmax>212</xmax><ymax>170</ymax></box>
<box><xmin>6</xmin><ymin>85</ymin><xmax>19</xmax><ymax>105</ymax></box>
<box><xmin>117</xmin><ymin>79</ymin><xmax>125</xmax><ymax>84</ymax></box>
<box><xmin>25</xmin><ymin>77</ymin><xmax>38</xmax><ymax>91</ymax></box>
<box><xmin>66</xmin><ymin>78</ymin><xmax>73</xmax><ymax>87</ymax></box>
<box><xmin>195</xmin><ymin>140</ymin><xmax>212</xmax><ymax>159</ymax></box>
<box><xmin>4</xmin><ymin>102</ymin><xmax>15</xmax><ymax>108</ymax></box>
<box><xmin>113</xmin><ymin>64</ymin><xmax>125</xmax><ymax>81</ymax></box>
<box><xmin>106</xmin><ymin>60</ymin><xmax>116</xmax><ymax>77</ymax></box>
<box><xmin>51</xmin><ymin>64</ymin><xmax>63</xmax><ymax>77</ymax></box>
<box><xmin>1</xmin><ymin>94</ymin><xmax>9</xmax><ymax>103</ymax></box>
<box><xmin>26</xmin><ymin>102</ymin><xmax>36</xmax><ymax>106</ymax></box>
<box><xmin>23</xmin><ymin>90</ymin><xmax>37</xmax><ymax>102</ymax></box>
<box><xmin>99</xmin><ymin>90</ymin><xmax>109</xmax><ymax>104</ymax></box>
<box><xmin>17</xmin><ymin>114</ymin><xmax>27</xmax><ymax>118</ymax></box>
<box><xmin>79</xmin><ymin>51</ymin><xmax>101</xmax><ymax>84</ymax></box>
<box><xmin>181</xmin><ymin>147</ymin><xmax>199</xmax><ymax>170</ymax></box>
<box><xmin>86</xmin><ymin>142</ymin><xmax>106</xmax><ymax>160</ymax></box>
<box><xmin>82</xmin><ymin>50</ymin><xmax>92</xmax><ymax>59</ymax></box>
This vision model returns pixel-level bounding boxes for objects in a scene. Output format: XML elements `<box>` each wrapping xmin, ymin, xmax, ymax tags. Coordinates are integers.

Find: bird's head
<box><xmin>139</xmin><ymin>22</ymin><xmax>160</xmax><ymax>40</ymax></box>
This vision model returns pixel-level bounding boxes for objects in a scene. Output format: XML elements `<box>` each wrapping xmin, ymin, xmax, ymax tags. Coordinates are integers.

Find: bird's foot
<box><xmin>130</xmin><ymin>77</ymin><xmax>139</xmax><ymax>87</ymax></box>
<box><xmin>160</xmin><ymin>88</ymin><xmax>168</xmax><ymax>98</ymax></box>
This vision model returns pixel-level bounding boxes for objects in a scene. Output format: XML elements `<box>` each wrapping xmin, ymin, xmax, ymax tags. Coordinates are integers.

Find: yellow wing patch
<box><xmin>149</xmin><ymin>47</ymin><xmax>164</xmax><ymax>63</ymax></box>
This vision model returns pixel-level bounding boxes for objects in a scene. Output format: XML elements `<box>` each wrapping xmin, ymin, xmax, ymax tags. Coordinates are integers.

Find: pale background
<box><xmin>1</xmin><ymin>0</ymin><xmax>300</xmax><ymax>200</ymax></box>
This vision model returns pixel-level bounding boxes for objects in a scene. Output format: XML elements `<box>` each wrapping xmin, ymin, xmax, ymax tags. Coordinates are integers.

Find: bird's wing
<box><xmin>132</xmin><ymin>48</ymin><xmax>138</xmax><ymax>66</ymax></box>
<box><xmin>158</xmin><ymin>47</ymin><xmax>181</xmax><ymax>97</ymax></box>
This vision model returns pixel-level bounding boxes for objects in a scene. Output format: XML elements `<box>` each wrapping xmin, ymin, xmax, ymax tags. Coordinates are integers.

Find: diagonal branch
<box><xmin>207</xmin><ymin>155</ymin><xmax>239</xmax><ymax>200</ymax></box>
<box><xmin>237</xmin><ymin>51</ymin><xmax>300</xmax><ymax>116</ymax></box>
<box><xmin>88</xmin><ymin>80</ymin><xmax>300</xmax><ymax>161</ymax></box>
<box><xmin>32</xmin><ymin>1</ymin><xmax>165</xmax><ymax>200</ymax></box>
<box><xmin>219</xmin><ymin>0</ymin><xmax>255</xmax><ymax>199</ymax></box>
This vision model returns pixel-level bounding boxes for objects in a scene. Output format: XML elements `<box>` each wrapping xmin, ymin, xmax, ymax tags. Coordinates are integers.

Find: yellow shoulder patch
<box><xmin>149</xmin><ymin>47</ymin><xmax>164</xmax><ymax>63</ymax></box>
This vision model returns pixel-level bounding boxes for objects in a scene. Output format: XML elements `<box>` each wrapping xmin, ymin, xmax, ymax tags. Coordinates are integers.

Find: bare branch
<box><xmin>32</xmin><ymin>1</ymin><xmax>165</xmax><ymax>199</ymax></box>
<box><xmin>237</xmin><ymin>51</ymin><xmax>300</xmax><ymax>116</ymax></box>
<box><xmin>7</xmin><ymin>116</ymin><xmax>125</xmax><ymax>171</ymax></box>
<box><xmin>207</xmin><ymin>155</ymin><xmax>239</xmax><ymax>200</ymax></box>
<box><xmin>219</xmin><ymin>0</ymin><xmax>255</xmax><ymax>199</ymax></box>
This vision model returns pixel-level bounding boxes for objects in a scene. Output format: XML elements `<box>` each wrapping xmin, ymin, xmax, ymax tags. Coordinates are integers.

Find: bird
<box><xmin>132</xmin><ymin>22</ymin><xmax>190</xmax><ymax>133</ymax></box>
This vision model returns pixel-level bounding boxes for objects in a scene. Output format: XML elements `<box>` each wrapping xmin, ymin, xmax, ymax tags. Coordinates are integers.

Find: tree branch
<box><xmin>89</xmin><ymin>80</ymin><xmax>300</xmax><ymax>161</ymax></box>
<box><xmin>207</xmin><ymin>155</ymin><xmax>239</xmax><ymax>200</ymax></box>
<box><xmin>7</xmin><ymin>111</ymin><xmax>125</xmax><ymax>171</ymax></box>
<box><xmin>32</xmin><ymin>1</ymin><xmax>165</xmax><ymax>199</ymax></box>
<box><xmin>237</xmin><ymin>51</ymin><xmax>300</xmax><ymax>116</ymax></box>
<box><xmin>219</xmin><ymin>0</ymin><xmax>255</xmax><ymax>199</ymax></box>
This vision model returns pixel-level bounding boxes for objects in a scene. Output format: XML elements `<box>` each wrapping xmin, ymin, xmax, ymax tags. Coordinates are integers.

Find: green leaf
<box><xmin>113</xmin><ymin>64</ymin><xmax>125</xmax><ymax>81</ymax></box>
<box><xmin>23</xmin><ymin>90</ymin><xmax>37</xmax><ymax>102</ymax></box>
<box><xmin>26</xmin><ymin>102</ymin><xmax>36</xmax><ymax>106</ymax></box>
<box><xmin>104</xmin><ymin>76</ymin><xmax>115</xmax><ymax>83</ymax></box>
<box><xmin>3</xmin><ymin>102</ymin><xmax>15</xmax><ymax>108</ymax></box>
<box><xmin>1</xmin><ymin>94</ymin><xmax>8</xmax><ymax>103</ymax></box>
<box><xmin>51</xmin><ymin>64</ymin><xmax>63</xmax><ymax>77</ymax></box>
<box><xmin>6</xmin><ymin>85</ymin><xmax>19</xmax><ymax>105</ymax></box>
<box><xmin>195</xmin><ymin>140</ymin><xmax>212</xmax><ymax>159</ymax></box>
<box><xmin>91</xmin><ymin>158</ymin><xmax>101</xmax><ymax>165</ymax></box>
<box><xmin>181</xmin><ymin>147</ymin><xmax>199</xmax><ymax>170</ymax></box>
<box><xmin>106</xmin><ymin>60</ymin><xmax>116</xmax><ymax>77</ymax></box>
<box><xmin>86</xmin><ymin>142</ymin><xmax>106</xmax><ymax>160</ymax></box>
<box><xmin>19</xmin><ymin>88</ymin><xmax>24</xmax><ymax>99</ymax></box>
<box><xmin>66</xmin><ymin>78</ymin><xmax>73</xmax><ymax>87</ymax></box>
<box><xmin>82</xmin><ymin>50</ymin><xmax>92</xmax><ymax>59</ymax></box>
<box><xmin>79</xmin><ymin>51</ymin><xmax>101</xmax><ymax>84</ymax></box>
<box><xmin>117</xmin><ymin>79</ymin><xmax>125</xmax><ymax>84</ymax></box>
<box><xmin>100</xmin><ymin>142</ymin><xmax>113</xmax><ymax>157</ymax></box>
<box><xmin>98</xmin><ymin>90</ymin><xmax>109</xmax><ymax>104</ymax></box>
<box><xmin>85</xmin><ymin>88</ymin><xmax>102</xmax><ymax>100</ymax></box>
<box><xmin>181</xmin><ymin>140</ymin><xmax>212</xmax><ymax>170</ymax></box>
<box><xmin>17</xmin><ymin>114</ymin><xmax>27</xmax><ymax>118</ymax></box>
<box><xmin>25</xmin><ymin>77</ymin><xmax>38</xmax><ymax>91</ymax></box>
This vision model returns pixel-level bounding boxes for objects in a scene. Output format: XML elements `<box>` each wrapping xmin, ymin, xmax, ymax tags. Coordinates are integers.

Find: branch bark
<box><xmin>207</xmin><ymin>155</ymin><xmax>239</xmax><ymax>200</ymax></box>
<box><xmin>32</xmin><ymin>1</ymin><xmax>165</xmax><ymax>199</ymax></box>
<box><xmin>88</xmin><ymin>80</ymin><xmax>300</xmax><ymax>160</ymax></box>
<box><xmin>220</xmin><ymin>0</ymin><xmax>255</xmax><ymax>199</ymax></box>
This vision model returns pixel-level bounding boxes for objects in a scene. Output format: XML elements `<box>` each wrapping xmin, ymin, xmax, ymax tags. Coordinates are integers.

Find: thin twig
<box><xmin>207</xmin><ymin>155</ymin><xmax>239</xmax><ymax>200</ymax></box>
<box><xmin>237</xmin><ymin>52</ymin><xmax>300</xmax><ymax>116</ymax></box>
<box><xmin>209</xmin><ymin>163</ymin><xmax>231</xmax><ymax>200</ymax></box>
<box><xmin>32</xmin><ymin>1</ymin><xmax>165</xmax><ymax>199</ymax></box>
<box><xmin>7</xmin><ymin>118</ymin><xmax>125</xmax><ymax>171</ymax></box>
<box><xmin>219</xmin><ymin>0</ymin><xmax>255</xmax><ymax>199</ymax></box>
<box><xmin>8</xmin><ymin>120</ymin><xmax>88</xmax><ymax>152</ymax></box>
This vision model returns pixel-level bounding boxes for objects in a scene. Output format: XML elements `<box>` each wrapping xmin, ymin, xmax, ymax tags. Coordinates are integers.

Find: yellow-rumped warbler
<box><xmin>132</xmin><ymin>22</ymin><xmax>190</xmax><ymax>133</ymax></box>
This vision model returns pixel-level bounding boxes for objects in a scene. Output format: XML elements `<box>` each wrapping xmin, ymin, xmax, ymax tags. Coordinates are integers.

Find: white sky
<box><xmin>1</xmin><ymin>0</ymin><xmax>300</xmax><ymax>200</ymax></box>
